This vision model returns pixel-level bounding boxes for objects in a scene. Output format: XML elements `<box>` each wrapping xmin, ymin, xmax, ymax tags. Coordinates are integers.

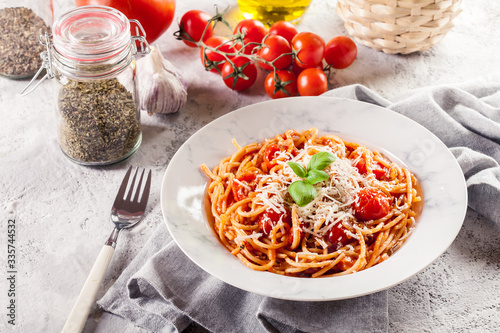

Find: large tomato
<box><xmin>75</xmin><ymin>0</ymin><xmax>176</xmax><ymax>43</ymax></box>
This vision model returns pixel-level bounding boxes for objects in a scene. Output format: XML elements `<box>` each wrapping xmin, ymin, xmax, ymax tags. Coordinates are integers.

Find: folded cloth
<box><xmin>97</xmin><ymin>73</ymin><xmax>500</xmax><ymax>333</ymax></box>
<box><xmin>97</xmin><ymin>224</ymin><xmax>388</xmax><ymax>333</ymax></box>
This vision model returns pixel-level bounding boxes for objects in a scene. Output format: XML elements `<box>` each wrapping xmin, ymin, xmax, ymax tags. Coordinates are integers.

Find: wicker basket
<box><xmin>336</xmin><ymin>0</ymin><xmax>462</xmax><ymax>54</ymax></box>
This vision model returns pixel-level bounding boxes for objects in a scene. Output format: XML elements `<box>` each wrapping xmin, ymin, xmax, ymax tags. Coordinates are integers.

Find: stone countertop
<box><xmin>1</xmin><ymin>0</ymin><xmax>499</xmax><ymax>332</ymax></box>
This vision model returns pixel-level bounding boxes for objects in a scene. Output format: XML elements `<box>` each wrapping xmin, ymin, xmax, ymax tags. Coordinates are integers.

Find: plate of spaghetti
<box><xmin>161</xmin><ymin>97</ymin><xmax>467</xmax><ymax>301</ymax></box>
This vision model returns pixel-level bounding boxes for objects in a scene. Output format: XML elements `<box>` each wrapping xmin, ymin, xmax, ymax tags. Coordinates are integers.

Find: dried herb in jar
<box><xmin>0</xmin><ymin>7</ymin><xmax>50</xmax><ymax>78</ymax></box>
<box><xmin>58</xmin><ymin>78</ymin><xmax>140</xmax><ymax>164</ymax></box>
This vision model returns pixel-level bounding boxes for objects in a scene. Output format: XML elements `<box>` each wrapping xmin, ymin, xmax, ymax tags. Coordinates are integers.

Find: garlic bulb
<box><xmin>136</xmin><ymin>45</ymin><xmax>187</xmax><ymax>115</ymax></box>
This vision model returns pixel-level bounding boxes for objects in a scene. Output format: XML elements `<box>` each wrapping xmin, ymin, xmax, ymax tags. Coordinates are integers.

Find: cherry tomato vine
<box><xmin>174</xmin><ymin>6</ymin><xmax>358</xmax><ymax>98</ymax></box>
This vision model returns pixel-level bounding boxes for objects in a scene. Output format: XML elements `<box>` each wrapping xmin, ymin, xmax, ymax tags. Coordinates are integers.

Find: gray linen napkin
<box><xmin>97</xmin><ymin>73</ymin><xmax>500</xmax><ymax>333</ymax></box>
<box><xmin>97</xmin><ymin>224</ymin><xmax>387</xmax><ymax>333</ymax></box>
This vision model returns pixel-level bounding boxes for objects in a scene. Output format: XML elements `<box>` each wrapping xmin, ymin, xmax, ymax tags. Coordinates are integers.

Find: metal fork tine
<box><xmin>113</xmin><ymin>166</ymin><xmax>132</xmax><ymax>207</ymax></box>
<box><xmin>125</xmin><ymin>167</ymin><xmax>139</xmax><ymax>202</ymax></box>
<box><xmin>132</xmin><ymin>169</ymin><xmax>145</xmax><ymax>203</ymax></box>
<box><xmin>139</xmin><ymin>170</ymin><xmax>152</xmax><ymax>209</ymax></box>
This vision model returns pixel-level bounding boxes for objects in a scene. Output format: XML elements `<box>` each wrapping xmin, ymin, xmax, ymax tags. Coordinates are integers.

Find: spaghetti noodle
<box><xmin>201</xmin><ymin>128</ymin><xmax>422</xmax><ymax>277</ymax></box>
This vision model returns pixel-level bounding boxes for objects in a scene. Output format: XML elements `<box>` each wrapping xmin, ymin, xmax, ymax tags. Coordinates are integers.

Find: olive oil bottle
<box><xmin>237</xmin><ymin>0</ymin><xmax>312</xmax><ymax>24</ymax></box>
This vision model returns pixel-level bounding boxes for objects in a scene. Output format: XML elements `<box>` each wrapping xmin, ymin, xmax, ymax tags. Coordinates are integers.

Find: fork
<box><xmin>61</xmin><ymin>167</ymin><xmax>152</xmax><ymax>333</ymax></box>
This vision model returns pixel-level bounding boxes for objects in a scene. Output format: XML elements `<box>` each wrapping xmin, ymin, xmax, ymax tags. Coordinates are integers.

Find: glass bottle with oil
<box><xmin>238</xmin><ymin>0</ymin><xmax>312</xmax><ymax>24</ymax></box>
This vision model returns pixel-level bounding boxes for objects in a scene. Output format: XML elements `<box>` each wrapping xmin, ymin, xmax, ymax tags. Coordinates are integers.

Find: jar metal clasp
<box><xmin>130</xmin><ymin>19</ymin><xmax>150</xmax><ymax>55</ymax></box>
<box><xmin>20</xmin><ymin>32</ymin><xmax>54</xmax><ymax>96</ymax></box>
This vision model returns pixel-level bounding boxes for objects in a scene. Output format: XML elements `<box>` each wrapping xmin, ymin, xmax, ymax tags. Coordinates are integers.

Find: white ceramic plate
<box><xmin>160</xmin><ymin>97</ymin><xmax>467</xmax><ymax>301</ymax></box>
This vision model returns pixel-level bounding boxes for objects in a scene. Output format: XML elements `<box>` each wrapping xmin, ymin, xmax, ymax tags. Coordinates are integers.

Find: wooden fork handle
<box><xmin>61</xmin><ymin>245</ymin><xmax>115</xmax><ymax>333</ymax></box>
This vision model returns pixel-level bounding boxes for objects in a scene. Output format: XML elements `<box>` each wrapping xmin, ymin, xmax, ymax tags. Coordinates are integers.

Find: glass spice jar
<box><xmin>0</xmin><ymin>0</ymin><xmax>53</xmax><ymax>79</ymax></box>
<box><xmin>25</xmin><ymin>5</ymin><xmax>150</xmax><ymax>165</ymax></box>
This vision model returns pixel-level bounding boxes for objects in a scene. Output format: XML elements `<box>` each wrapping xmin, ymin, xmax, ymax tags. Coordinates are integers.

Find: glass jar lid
<box><xmin>52</xmin><ymin>5</ymin><xmax>130</xmax><ymax>62</ymax></box>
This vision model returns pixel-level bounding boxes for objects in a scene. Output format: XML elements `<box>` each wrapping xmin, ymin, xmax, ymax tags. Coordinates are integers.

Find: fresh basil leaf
<box><xmin>306</xmin><ymin>169</ymin><xmax>329</xmax><ymax>184</ymax></box>
<box><xmin>307</xmin><ymin>151</ymin><xmax>336</xmax><ymax>171</ymax></box>
<box><xmin>288</xmin><ymin>180</ymin><xmax>316</xmax><ymax>207</ymax></box>
<box><xmin>287</xmin><ymin>161</ymin><xmax>307</xmax><ymax>178</ymax></box>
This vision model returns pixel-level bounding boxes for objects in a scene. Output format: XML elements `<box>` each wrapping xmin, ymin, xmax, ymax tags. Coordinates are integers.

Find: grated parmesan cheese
<box><xmin>254</xmin><ymin>143</ymin><xmax>375</xmax><ymax>245</ymax></box>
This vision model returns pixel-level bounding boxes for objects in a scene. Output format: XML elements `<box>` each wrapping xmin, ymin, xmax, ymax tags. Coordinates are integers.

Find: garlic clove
<box><xmin>136</xmin><ymin>45</ymin><xmax>188</xmax><ymax>115</ymax></box>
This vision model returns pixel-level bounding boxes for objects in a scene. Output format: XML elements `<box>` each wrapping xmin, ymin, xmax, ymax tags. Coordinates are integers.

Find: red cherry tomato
<box><xmin>257</xmin><ymin>35</ymin><xmax>292</xmax><ymax>71</ymax></box>
<box><xmin>232</xmin><ymin>171</ymin><xmax>258</xmax><ymax>201</ymax></box>
<box><xmin>234</xmin><ymin>19</ymin><xmax>267</xmax><ymax>54</ymax></box>
<box><xmin>327</xmin><ymin>222</ymin><xmax>352</xmax><ymax>249</ymax></box>
<box><xmin>263</xmin><ymin>143</ymin><xmax>298</xmax><ymax>169</ymax></box>
<box><xmin>258</xmin><ymin>208</ymin><xmax>292</xmax><ymax>236</ymax></box>
<box><xmin>75</xmin><ymin>0</ymin><xmax>175</xmax><ymax>43</ymax></box>
<box><xmin>324</xmin><ymin>36</ymin><xmax>357</xmax><ymax>69</ymax></box>
<box><xmin>372</xmin><ymin>165</ymin><xmax>388</xmax><ymax>180</ymax></box>
<box><xmin>221</xmin><ymin>57</ymin><xmax>257</xmax><ymax>91</ymax></box>
<box><xmin>353</xmin><ymin>188</ymin><xmax>392</xmax><ymax>221</ymax></box>
<box><xmin>268</xmin><ymin>20</ymin><xmax>298</xmax><ymax>44</ymax></box>
<box><xmin>200</xmin><ymin>36</ymin><xmax>237</xmax><ymax>73</ymax></box>
<box><xmin>297</xmin><ymin>68</ymin><xmax>328</xmax><ymax>96</ymax></box>
<box><xmin>337</xmin><ymin>255</ymin><xmax>356</xmax><ymax>271</ymax></box>
<box><xmin>263</xmin><ymin>144</ymin><xmax>282</xmax><ymax>170</ymax></box>
<box><xmin>350</xmin><ymin>150</ymin><xmax>388</xmax><ymax>180</ymax></box>
<box><xmin>350</xmin><ymin>150</ymin><xmax>368</xmax><ymax>174</ymax></box>
<box><xmin>291</xmin><ymin>32</ymin><xmax>325</xmax><ymax>68</ymax></box>
<box><xmin>178</xmin><ymin>10</ymin><xmax>213</xmax><ymax>48</ymax></box>
<box><xmin>264</xmin><ymin>70</ymin><xmax>297</xmax><ymax>99</ymax></box>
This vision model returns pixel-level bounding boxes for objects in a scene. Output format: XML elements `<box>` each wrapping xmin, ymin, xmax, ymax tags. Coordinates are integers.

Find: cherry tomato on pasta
<box><xmin>200</xmin><ymin>36</ymin><xmax>237</xmax><ymax>73</ymax></box>
<box><xmin>257</xmin><ymin>35</ymin><xmax>292</xmax><ymax>71</ymax></box>
<box><xmin>264</xmin><ymin>70</ymin><xmax>297</xmax><ymax>99</ymax></box>
<box><xmin>327</xmin><ymin>222</ymin><xmax>352</xmax><ymax>249</ymax></box>
<box><xmin>263</xmin><ymin>143</ymin><xmax>298</xmax><ymax>169</ymax></box>
<box><xmin>337</xmin><ymin>255</ymin><xmax>356</xmax><ymax>271</ymax></box>
<box><xmin>291</xmin><ymin>32</ymin><xmax>325</xmax><ymax>68</ymax></box>
<box><xmin>221</xmin><ymin>57</ymin><xmax>257</xmax><ymax>91</ymax></box>
<box><xmin>232</xmin><ymin>171</ymin><xmax>258</xmax><ymax>201</ymax></box>
<box><xmin>350</xmin><ymin>150</ymin><xmax>389</xmax><ymax>180</ymax></box>
<box><xmin>75</xmin><ymin>0</ymin><xmax>175</xmax><ymax>43</ymax></box>
<box><xmin>258</xmin><ymin>208</ymin><xmax>292</xmax><ymax>236</ymax></box>
<box><xmin>234</xmin><ymin>19</ymin><xmax>267</xmax><ymax>54</ymax></box>
<box><xmin>353</xmin><ymin>188</ymin><xmax>392</xmax><ymax>221</ymax></box>
<box><xmin>372</xmin><ymin>164</ymin><xmax>389</xmax><ymax>180</ymax></box>
<box><xmin>263</xmin><ymin>144</ymin><xmax>282</xmax><ymax>170</ymax></box>
<box><xmin>324</xmin><ymin>36</ymin><xmax>357</xmax><ymax>69</ymax></box>
<box><xmin>178</xmin><ymin>10</ymin><xmax>213</xmax><ymax>48</ymax></box>
<box><xmin>268</xmin><ymin>20</ymin><xmax>298</xmax><ymax>44</ymax></box>
<box><xmin>297</xmin><ymin>68</ymin><xmax>328</xmax><ymax>96</ymax></box>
